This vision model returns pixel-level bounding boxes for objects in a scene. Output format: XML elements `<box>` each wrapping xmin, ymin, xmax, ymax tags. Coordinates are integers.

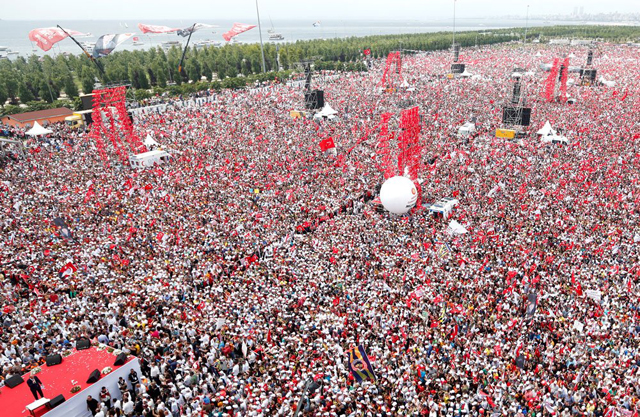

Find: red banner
<box><xmin>319</xmin><ymin>137</ymin><xmax>335</xmax><ymax>152</ymax></box>
<box><xmin>137</xmin><ymin>23</ymin><xmax>179</xmax><ymax>34</ymax></box>
<box><xmin>28</xmin><ymin>27</ymin><xmax>86</xmax><ymax>52</ymax></box>
<box><xmin>222</xmin><ymin>23</ymin><xmax>256</xmax><ymax>42</ymax></box>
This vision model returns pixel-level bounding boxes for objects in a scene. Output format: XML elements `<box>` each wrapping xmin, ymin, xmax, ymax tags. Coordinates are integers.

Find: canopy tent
<box><xmin>536</xmin><ymin>121</ymin><xmax>556</xmax><ymax>136</ymax></box>
<box><xmin>314</xmin><ymin>104</ymin><xmax>338</xmax><ymax>120</ymax></box>
<box><xmin>460</xmin><ymin>70</ymin><xmax>473</xmax><ymax>78</ymax></box>
<box><xmin>26</xmin><ymin>121</ymin><xmax>53</xmax><ymax>136</ymax></box>
<box><xmin>318</xmin><ymin>104</ymin><xmax>337</xmax><ymax>116</ymax></box>
<box><xmin>541</xmin><ymin>133</ymin><xmax>568</xmax><ymax>144</ymax></box>
<box><xmin>599</xmin><ymin>77</ymin><xmax>616</xmax><ymax>87</ymax></box>
<box><xmin>458</xmin><ymin>122</ymin><xmax>476</xmax><ymax>136</ymax></box>
<box><xmin>144</xmin><ymin>134</ymin><xmax>159</xmax><ymax>147</ymax></box>
<box><xmin>447</xmin><ymin>219</ymin><xmax>468</xmax><ymax>235</ymax></box>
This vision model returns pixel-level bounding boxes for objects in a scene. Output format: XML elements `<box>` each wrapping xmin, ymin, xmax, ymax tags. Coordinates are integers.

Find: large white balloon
<box><xmin>380</xmin><ymin>176</ymin><xmax>418</xmax><ymax>214</ymax></box>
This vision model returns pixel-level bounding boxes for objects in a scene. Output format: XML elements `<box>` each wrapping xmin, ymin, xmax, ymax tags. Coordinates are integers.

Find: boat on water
<box><xmin>80</xmin><ymin>41</ymin><xmax>95</xmax><ymax>53</ymax></box>
<box><xmin>269</xmin><ymin>33</ymin><xmax>284</xmax><ymax>41</ymax></box>
<box><xmin>132</xmin><ymin>36</ymin><xmax>143</xmax><ymax>46</ymax></box>
<box><xmin>0</xmin><ymin>46</ymin><xmax>9</xmax><ymax>51</ymax></box>
<box><xmin>7</xmin><ymin>51</ymin><xmax>18</xmax><ymax>55</ymax></box>
<box><xmin>162</xmin><ymin>41</ymin><xmax>182</xmax><ymax>49</ymax></box>
<box><xmin>194</xmin><ymin>40</ymin><xmax>221</xmax><ymax>49</ymax></box>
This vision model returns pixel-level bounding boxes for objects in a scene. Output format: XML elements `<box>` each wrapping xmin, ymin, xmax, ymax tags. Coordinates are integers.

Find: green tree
<box><xmin>80</xmin><ymin>66</ymin><xmax>95</xmax><ymax>94</ymax></box>
<box><xmin>0</xmin><ymin>83</ymin><xmax>8</xmax><ymax>109</ymax></box>
<box><xmin>63</xmin><ymin>76</ymin><xmax>79</xmax><ymax>98</ymax></box>
<box><xmin>18</xmin><ymin>83</ymin><xmax>35</xmax><ymax>103</ymax></box>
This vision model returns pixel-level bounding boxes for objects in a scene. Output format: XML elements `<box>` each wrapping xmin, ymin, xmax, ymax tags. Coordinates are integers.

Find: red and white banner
<box><xmin>28</xmin><ymin>27</ymin><xmax>86</xmax><ymax>52</ymax></box>
<box><xmin>319</xmin><ymin>137</ymin><xmax>335</xmax><ymax>152</ymax></box>
<box><xmin>222</xmin><ymin>23</ymin><xmax>256</xmax><ymax>41</ymax></box>
<box><xmin>137</xmin><ymin>23</ymin><xmax>179</xmax><ymax>34</ymax></box>
<box><xmin>59</xmin><ymin>262</ymin><xmax>77</xmax><ymax>279</ymax></box>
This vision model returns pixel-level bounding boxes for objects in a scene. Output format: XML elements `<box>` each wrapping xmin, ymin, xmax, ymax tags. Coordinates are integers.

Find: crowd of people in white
<box><xmin>0</xmin><ymin>42</ymin><xmax>639</xmax><ymax>417</ymax></box>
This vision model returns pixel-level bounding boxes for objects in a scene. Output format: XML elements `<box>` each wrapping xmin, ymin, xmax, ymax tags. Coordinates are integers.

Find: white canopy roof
<box><xmin>541</xmin><ymin>133</ymin><xmax>568</xmax><ymax>144</ymax></box>
<box><xmin>447</xmin><ymin>219</ymin><xmax>468</xmax><ymax>235</ymax></box>
<box><xmin>316</xmin><ymin>104</ymin><xmax>338</xmax><ymax>117</ymax></box>
<box><xmin>460</xmin><ymin>70</ymin><xmax>473</xmax><ymax>77</ymax></box>
<box><xmin>26</xmin><ymin>121</ymin><xmax>53</xmax><ymax>136</ymax></box>
<box><xmin>144</xmin><ymin>134</ymin><xmax>159</xmax><ymax>146</ymax></box>
<box><xmin>536</xmin><ymin>121</ymin><xmax>556</xmax><ymax>136</ymax></box>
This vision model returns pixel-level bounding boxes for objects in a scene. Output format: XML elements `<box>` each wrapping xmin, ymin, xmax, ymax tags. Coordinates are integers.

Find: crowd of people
<box><xmin>0</xmin><ymin>41</ymin><xmax>639</xmax><ymax>417</ymax></box>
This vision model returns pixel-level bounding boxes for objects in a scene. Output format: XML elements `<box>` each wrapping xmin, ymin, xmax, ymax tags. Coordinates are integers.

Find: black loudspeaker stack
<box><xmin>5</xmin><ymin>375</ymin><xmax>24</xmax><ymax>388</ymax></box>
<box><xmin>502</xmin><ymin>106</ymin><xmax>532</xmax><ymax>127</ymax></box>
<box><xmin>46</xmin><ymin>354</ymin><xmax>62</xmax><ymax>367</ymax></box>
<box><xmin>87</xmin><ymin>369</ymin><xmax>101</xmax><ymax>383</ymax></box>
<box><xmin>49</xmin><ymin>394</ymin><xmax>66</xmax><ymax>408</ymax></box>
<box><xmin>80</xmin><ymin>94</ymin><xmax>95</xmax><ymax>111</ymax></box>
<box><xmin>114</xmin><ymin>353</ymin><xmax>128</xmax><ymax>366</ymax></box>
<box><xmin>76</xmin><ymin>339</ymin><xmax>91</xmax><ymax>350</ymax></box>
<box><xmin>304</xmin><ymin>90</ymin><xmax>325</xmax><ymax>110</ymax></box>
<box><xmin>582</xmin><ymin>69</ymin><xmax>597</xmax><ymax>82</ymax></box>
<box><xmin>450</xmin><ymin>63</ymin><xmax>465</xmax><ymax>74</ymax></box>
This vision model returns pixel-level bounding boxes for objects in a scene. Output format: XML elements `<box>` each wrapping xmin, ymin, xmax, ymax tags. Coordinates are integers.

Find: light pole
<box><xmin>255</xmin><ymin>0</ymin><xmax>267</xmax><ymax>73</ymax></box>
<box><xmin>452</xmin><ymin>0</ymin><xmax>457</xmax><ymax>48</ymax></box>
<box><xmin>524</xmin><ymin>5</ymin><xmax>530</xmax><ymax>44</ymax></box>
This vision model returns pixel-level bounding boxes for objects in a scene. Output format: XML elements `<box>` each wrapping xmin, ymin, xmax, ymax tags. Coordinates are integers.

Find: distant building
<box><xmin>549</xmin><ymin>39</ymin><xmax>571</xmax><ymax>45</ymax></box>
<box><xmin>1</xmin><ymin>107</ymin><xmax>73</xmax><ymax>128</ymax></box>
<box><xmin>571</xmin><ymin>39</ymin><xmax>594</xmax><ymax>46</ymax></box>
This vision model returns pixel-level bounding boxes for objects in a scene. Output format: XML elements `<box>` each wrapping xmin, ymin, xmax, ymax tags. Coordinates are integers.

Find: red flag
<box><xmin>319</xmin><ymin>137</ymin><xmax>336</xmax><ymax>152</ymax></box>
<box><xmin>59</xmin><ymin>262</ymin><xmax>77</xmax><ymax>279</ymax></box>
<box><xmin>137</xmin><ymin>23</ymin><xmax>179</xmax><ymax>34</ymax></box>
<box><xmin>363</xmin><ymin>49</ymin><xmax>371</xmax><ymax>56</ymax></box>
<box><xmin>28</xmin><ymin>27</ymin><xmax>86</xmax><ymax>51</ymax></box>
<box><xmin>333</xmin><ymin>297</ymin><xmax>340</xmax><ymax>307</ymax></box>
<box><xmin>222</xmin><ymin>23</ymin><xmax>256</xmax><ymax>41</ymax></box>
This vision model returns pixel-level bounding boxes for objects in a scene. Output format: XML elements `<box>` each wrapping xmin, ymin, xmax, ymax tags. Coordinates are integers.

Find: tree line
<box><xmin>0</xmin><ymin>24</ymin><xmax>638</xmax><ymax>115</ymax></box>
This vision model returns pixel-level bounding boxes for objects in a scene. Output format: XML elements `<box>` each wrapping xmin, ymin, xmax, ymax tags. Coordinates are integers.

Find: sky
<box><xmin>1</xmin><ymin>0</ymin><xmax>637</xmax><ymax>21</ymax></box>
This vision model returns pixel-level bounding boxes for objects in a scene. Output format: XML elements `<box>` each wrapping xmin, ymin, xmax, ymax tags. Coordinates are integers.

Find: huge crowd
<box><xmin>1</xmin><ymin>42</ymin><xmax>639</xmax><ymax>417</ymax></box>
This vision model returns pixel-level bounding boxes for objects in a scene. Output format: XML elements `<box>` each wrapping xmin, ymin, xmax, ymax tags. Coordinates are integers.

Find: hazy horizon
<box><xmin>1</xmin><ymin>0</ymin><xmax>637</xmax><ymax>21</ymax></box>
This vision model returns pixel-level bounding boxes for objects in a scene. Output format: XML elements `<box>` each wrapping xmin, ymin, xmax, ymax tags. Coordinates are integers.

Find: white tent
<box><xmin>458</xmin><ymin>122</ymin><xmax>476</xmax><ymax>136</ymax></box>
<box><xmin>314</xmin><ymin>104</ymin><xmax>338</xmax><ymax>120</ymax></box>
<box><xmin>599</xmin><ymin>77</ymin><xmax>616</xmax><ymax>87</ymax></box>
<box><xmin>460</xmin><ymin>70</ymin><xmax>473</xmax><ymax>78</ymax></box>
<box><xmin>26</xmin><ymin>121</ymin><xmax>53</xmax><ymax>137</ymax></box>
<box><xmin>536</xmin><ymin>121</ymin><xmax>556</xmax><ymax>136</ymax></box>
<box><xmin>144</xmin><ymin>134</ymin><xmax>159</xmax><ymax>147</ymax></box>
<box><xmin>541</xmin><ymin>133</ymin><xmax>568</xmax><ymax>144</ymax></box>
<box><xmin>447</xmin><ymin>219</ymin><xmax>468</xmax><ymax>235</ymax></box>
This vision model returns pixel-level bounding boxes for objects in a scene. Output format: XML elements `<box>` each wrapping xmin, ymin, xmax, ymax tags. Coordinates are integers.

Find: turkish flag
<box><xmin>363</xmin><ymin>49</ymin><xmax>371</xmax><ymax>56</ymax></box>
<box><xmin>319</xmin><ymin>137</ymin><xmax>336</xmax><ymax>152</ymax></box>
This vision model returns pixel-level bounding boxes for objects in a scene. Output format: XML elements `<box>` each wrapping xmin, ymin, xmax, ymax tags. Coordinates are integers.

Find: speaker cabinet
<box><xmin>114</xmin><ymin>353</ymin><xmax>128</xmax><ymax>366</ymax></box>
<box><xmin>76</xmin><ymin>339</ymin><xmax>91</xmax><ymax>350</ymax></box>
<box><xmin>87</xmin><ymin>369</ymin><xmax>101</xmax><ymax>384</ymax></box>
<box><xmin>49</xmin><ymin>394</ymin><xmax>66</xmax><ymax>408</ymax></box>
<box><xmin>46</xmin><ymin>354</ymin><xmax>62</xmax><ymax>367</ymax></box>
<box><xmin>5</xmin><ymin>375</ymin><xmax>24</xmax><ymax>388</ymax></box>
<box><xmin>304</xmin><ymin>89</ymin><xmax>324</xmax><ymax>110</ymax></box>
<box><xmin>450</xmin><ymin>63</ymin><xmax>465</xmax><ymax>74</ymax></box>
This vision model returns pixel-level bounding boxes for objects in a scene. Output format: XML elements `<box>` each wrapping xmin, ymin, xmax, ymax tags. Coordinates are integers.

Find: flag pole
<box><xmin>57</xmin><ymin>25</ymin><xmax>105</xmax><ymax>76</ymax></box>
<box><xmin>178</xmin><ymin>24</ymin><xmax>196</xmax><ymax>78</ymax></box>
<box><xmin>255</xmin><ymin>0</ymin><xmax>267</xmax><ymax>73</ymax></box>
